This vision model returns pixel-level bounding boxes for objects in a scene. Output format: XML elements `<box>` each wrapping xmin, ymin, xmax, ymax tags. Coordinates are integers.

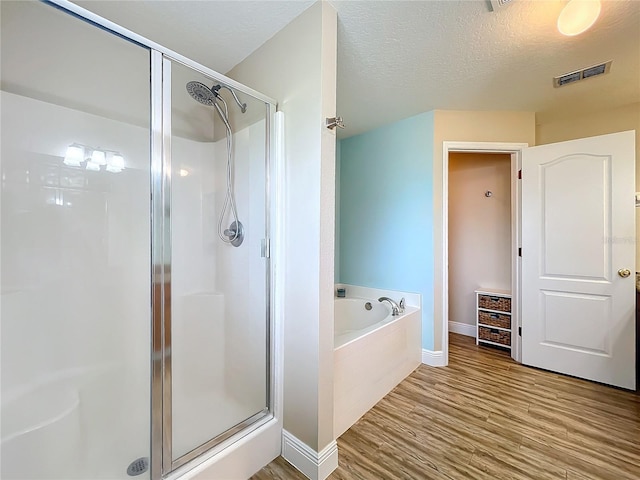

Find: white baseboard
<box><xmin>448</xmin><ymin>321</ymin><xmax>476</xmax><ymax>338</ymax></box>
<box><xmin>282</xmin><ymin>430</ymin><xmax>338</xmax><ymax>480</ymax></box>
<box><xmin>421</xmin><ymin>349</ymin><xmax>446</xmax><ymax>367</ymax></box>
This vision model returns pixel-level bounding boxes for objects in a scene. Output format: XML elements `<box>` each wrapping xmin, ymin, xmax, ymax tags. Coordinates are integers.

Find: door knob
<box><xmin>618</xmin><ymin>268</ymin><xmax>631</xmax><ymax>278</ymax></box>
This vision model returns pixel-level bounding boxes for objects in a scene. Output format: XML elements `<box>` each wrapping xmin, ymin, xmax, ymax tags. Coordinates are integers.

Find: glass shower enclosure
<box><xmin>0</xmin><ymin>1</ymin><xmax>275</xmax><ymax>478</ymax></box>
<box><xmin>158</xmin><ymin>57</ymin><xmax>273</xmax><ymax>473</ymax></box>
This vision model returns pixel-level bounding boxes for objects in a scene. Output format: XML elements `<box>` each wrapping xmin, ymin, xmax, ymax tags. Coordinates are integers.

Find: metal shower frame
<box><xmin>44</xmin><ymin>2</ymin><xmax>279</xmax><ymax>479</ymax></box>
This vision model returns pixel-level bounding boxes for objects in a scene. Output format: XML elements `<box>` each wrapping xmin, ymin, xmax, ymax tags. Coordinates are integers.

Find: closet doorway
<box><xmin>442</xmin><ymin>142</ymin><xmax>526</xmax><ymax>364</ymax></box>
<box><xmin>448</xmin><ymin>152</ymin><xmax>512</xmax><ymax>349</ymax></box>
<box><xmin>441</xmin><ymin>136</ymin><xmax>636</xmax><ymax>390</ymax></box>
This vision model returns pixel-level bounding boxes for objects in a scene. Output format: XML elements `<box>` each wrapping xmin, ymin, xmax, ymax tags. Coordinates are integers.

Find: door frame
<box><xmin>442</xmin><ymin>141</ymin><xmax>528</xmax><ymax>365</ymax></box>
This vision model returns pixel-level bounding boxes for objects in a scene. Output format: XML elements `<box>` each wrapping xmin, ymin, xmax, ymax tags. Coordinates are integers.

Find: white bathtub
<box><xmin>333</xmin><ymin>291</ymin><xmax>421</xmax><ymax>438</ymax></box>
<box><xmin>334</xmin><ymin>298</ymin><xmax>390</xmax><ymax>347</ymax></box>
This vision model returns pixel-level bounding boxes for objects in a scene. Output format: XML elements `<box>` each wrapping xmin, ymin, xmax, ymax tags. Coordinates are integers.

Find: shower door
<box><xmin>154</xmin><ymin>57</ymin><xmax>273</xmax><ymax>473</ymax></box>
<box><xmin>1</xmin><ymin>2</ymin><xmax>151</xmax><ymax>479</ymax></box>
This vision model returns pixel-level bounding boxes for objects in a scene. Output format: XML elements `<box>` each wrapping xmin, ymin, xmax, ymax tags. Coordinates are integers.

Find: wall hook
<box><xmin>485</xmin><ymin>191</ymin><xmax>493</xmax><ymax>197</ymax></box>
<box><xmin>326</xmin><ymin>117</ymin><xmax>345</xmax><ymax>130</ymax></box>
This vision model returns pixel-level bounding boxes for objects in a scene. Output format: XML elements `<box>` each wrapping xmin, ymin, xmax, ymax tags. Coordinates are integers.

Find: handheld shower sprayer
<box><xmin>185</xmin><ymin>80</ymin><xmax>248</xmax><ymax>247</ymax></box>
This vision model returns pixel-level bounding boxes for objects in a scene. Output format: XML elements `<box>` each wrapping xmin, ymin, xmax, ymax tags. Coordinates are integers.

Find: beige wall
<box><xmin>448</xmin><ymin>153</ymin><xmax>512</xmax><ymax>327</ymax></box>
<box><xmin>228</xmin><ymin>1</ymin><xmax>337</xmax><ymax>453</ymax></box>
<box><xmin>536</xmin><ymin>103</ymin><xmax>639</xmax><ymax>157</ymax></box>
<box><xmin>433</xmin><ymin>110</ymin><xmax>536</xmax><ymax>351</ymax></box>
<box><xmin>318</xmin><ymin>0</ymin><xmax>338</xmax><ymax>452</ymax></box>
<box><xmin>536</xmin><ymin>103</ymin><xmax>640</xmax><ymax>262</ymax></box>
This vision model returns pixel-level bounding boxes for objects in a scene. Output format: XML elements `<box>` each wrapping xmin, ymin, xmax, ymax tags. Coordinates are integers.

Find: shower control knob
<box><xmin>224</xmin><ymin>221</ymin><xmax>244</xmax><ymax>247</ymax></box>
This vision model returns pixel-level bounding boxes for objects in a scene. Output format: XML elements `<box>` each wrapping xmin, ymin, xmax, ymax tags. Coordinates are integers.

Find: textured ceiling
<box><xmin>70</xmin><ymin>0</ymin><xmax>640</xmax><ymax>138</ymax></box>
<box><xmin>332</xmin><ymin>0</ymin><xmax>640</xmax><ymax>137</ymax></box>
<box><xmin>3</xmin><ymin>0</ymin><xmax>639</xmax><ymax>141</ymax></box>
<box><xmin>73</xmin><ymin>0</ymin><xmax>316</xmax><ymax>74</ymax></box>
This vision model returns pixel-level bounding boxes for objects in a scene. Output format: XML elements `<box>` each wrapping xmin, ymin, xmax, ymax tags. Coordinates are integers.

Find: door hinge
<box><xmin>261</xmin><ymin>238</ymin><xmax>270</xmax><ymax>258</ymax></box>
<box><xmin>518</xmin><ymin>326</ymin><xmax>522</xmax><ymax>336</ymax></box>
<box><xmin>518</xmin><ymin>247</ymin><xmax>522</xmax><ymax>257</ymax></box>
<box><xmin>518</xmin><ymin>169</ymin><xmax>522</xmax><ymax>179</ymax></box>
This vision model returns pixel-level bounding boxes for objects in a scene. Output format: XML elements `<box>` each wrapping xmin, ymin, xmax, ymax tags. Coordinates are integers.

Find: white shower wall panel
<box><xmin>170</xmin><ymin>117</ymin><xmax>268</xmax><ymax>457</ymax></box>
<box><xmin>170</xmin><ymin>135</ymin><xmax>228</xmax><ymax>458</ymax></box>
<box><xmin>214</xmin><ymin>120</ymin><xmax>268</xmax><ymax>409</ymax></box>
<box><xmin>171</xmin><ymin>137</ymin><xmax>219</xmax><ymax>297</ymax></box>
<box><xmin>1</xmin><ymin>90</ymin><xmax>271</xmax><ymax>473</ymax></box>
<box><xmin>171</xmin><ymin>134</ymin><xmax>225</xmax><ymax>412</ymax></box>
<box><xmin>0</xmin><ymin>91</ymin><xmax>150</xmax><ymax>478</ymax></box>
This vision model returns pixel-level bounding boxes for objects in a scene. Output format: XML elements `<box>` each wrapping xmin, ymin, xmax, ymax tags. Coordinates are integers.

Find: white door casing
<box><xmin>521</xmin><ymin>131</ymin><xmax>636</xmax><ymax>390</ymax></box>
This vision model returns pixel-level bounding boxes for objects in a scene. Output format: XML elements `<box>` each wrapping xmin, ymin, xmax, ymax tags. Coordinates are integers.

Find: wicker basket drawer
<box><xmin>478</xmin><ymin>326</ymin><xmax>511</xmax><ymax>346</ymax></box>
<box><xmin>478</xmin><ymin>311</ymin><xmax>511</xmax><ymax>329</ymax></box>
<box><xmin>478</xmin><ymin>294</ymin><xmax>511</xmax><ymax>312</ymax></box>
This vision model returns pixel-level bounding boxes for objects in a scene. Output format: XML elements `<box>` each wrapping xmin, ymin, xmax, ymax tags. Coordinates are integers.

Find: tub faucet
<box><xmin>378</xmin><ymin>297</ymin><xmax>401</xmax><ymax>316</ymax></box>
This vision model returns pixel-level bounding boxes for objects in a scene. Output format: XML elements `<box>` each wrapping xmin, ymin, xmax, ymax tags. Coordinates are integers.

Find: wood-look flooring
<box><xmin>251</xmin><ymin>333</ymin><xmax>640</xmax><ymax>480</ymax></box>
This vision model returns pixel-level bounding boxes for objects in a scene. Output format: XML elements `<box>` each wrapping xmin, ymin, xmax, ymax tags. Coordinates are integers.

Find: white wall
<box><xmin>448</xmin><ymin>152</ymin><xmax>512</xmax><ymax>328</ymax></box>
<box><xmin>227</xmin><ymin>0</ymin><xmax>338</xmax><ymax>460</ymax></box>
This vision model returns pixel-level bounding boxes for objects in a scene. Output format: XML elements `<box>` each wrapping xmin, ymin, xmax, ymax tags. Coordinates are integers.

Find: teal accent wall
<box><xmin>335</xmin><ymin>140</ymin><xmax>341</xmax><ymax>282</ymax></box>
<box><xmin>339</xmin><ymin>111</ymin><xmax>435</xmax><ymax>350</ymax></box>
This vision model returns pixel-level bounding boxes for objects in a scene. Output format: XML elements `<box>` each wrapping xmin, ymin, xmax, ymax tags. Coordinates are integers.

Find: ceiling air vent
<box><xmin>553</xmin><ymin>61</ymin><xmax>612</xmax><ymax>88</ymax></box>
<box><xmin>489</xmin><ymin>0</ymin><xmax>515</xmax><ymax>11</ymax></box>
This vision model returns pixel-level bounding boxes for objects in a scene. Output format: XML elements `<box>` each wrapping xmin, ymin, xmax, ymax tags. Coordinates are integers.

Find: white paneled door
<box><xmin>521</xmin><ymin>131</ymin><xmax>636</xmax><ymax>390</ymax></box>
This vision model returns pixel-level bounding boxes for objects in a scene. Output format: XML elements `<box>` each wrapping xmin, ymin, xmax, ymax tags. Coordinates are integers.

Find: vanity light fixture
<box><xmin>106</xmin><ymin>153</ymin><xmax>125</xmax><ymax>173</ymax></box>
<box><xmin>63</xmin><ymin>144</ymin><xmax>84</xmax><ymax>167</ymax></box>
<box><xmin>87</xmin><ymin>149</ymin><xmax>106</xmax><ymax>171</ymax></box>
<box><xmin>90</xmin><ymin>149</ymin><xmax>107</xmax><ymax>166</ymax></box>
<box><xmin>85</xmin><ymin>160</ymin><xmax>101</xmax><ymax>172</ymax></box>
<box><xmin>557</xmin><ymin>0</ymin><xmax>601</xmax><ymax>36</ymax></box>
<box><xmin>62</xmin><ymin>143</ymin><xmax>126</xmax><ymax>173</ymax></box>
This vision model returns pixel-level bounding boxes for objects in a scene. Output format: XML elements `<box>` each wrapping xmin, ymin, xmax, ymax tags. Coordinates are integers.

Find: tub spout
<box><xmin>378</xmin><ymin>297</ymin><xmax>401</xmax><ymax>316</ymax></box>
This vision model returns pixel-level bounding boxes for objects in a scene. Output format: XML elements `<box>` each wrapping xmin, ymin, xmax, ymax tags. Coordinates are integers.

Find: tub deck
<box><xmin>333</xmin><ymin>306</ymin><xmax>421</xmax><ymax>438</ymax></box>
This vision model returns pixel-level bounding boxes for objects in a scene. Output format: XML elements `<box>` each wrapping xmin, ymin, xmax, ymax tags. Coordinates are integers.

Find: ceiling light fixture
<box><xmin>557</xmin><ymin>0</ymin><xmax>601</xmax><ymax>36</ymax></box>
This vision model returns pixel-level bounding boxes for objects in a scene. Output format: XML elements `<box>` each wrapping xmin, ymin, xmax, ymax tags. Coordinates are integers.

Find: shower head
<box><xmin>186</xmin><ymin>81</ymin><xmax>218</xmax><ymax>106</ymax></box>
<box><xmin>186</xmin><ymin>81</ymin><xmax>247</xmax><ymax>113</ymax></box>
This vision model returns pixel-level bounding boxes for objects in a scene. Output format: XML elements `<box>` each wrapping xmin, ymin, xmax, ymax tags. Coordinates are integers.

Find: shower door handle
<box><xmin>261</xmin><ymin>239</ymin><xmax>270</xmax><ymax>258</ymax></box>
